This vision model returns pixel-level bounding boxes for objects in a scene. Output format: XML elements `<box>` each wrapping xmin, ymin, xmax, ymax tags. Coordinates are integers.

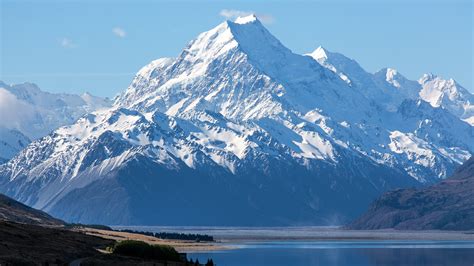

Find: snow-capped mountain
<box><xmin>308</xmin><ymin>47</ymin><xmax>474</xmax><ymax>125</ymax></box>
<box><xmin>0</xmin><ymin>127</ymin><xmax>30</xmax><ymax>164</ymax></box>
<box><xmin>418</xmin><ymin>74</ymin><xmax>474</xmax><ymax>125</ymax></box>
<box><xmin>0</xmin><ymin>81</ymin><xmax>111</xmax><ymax>161</ymax></box>
<box><xmin>0</xmin><ymin>15</ymin><xmax>472</xmax><ymax>225</ymax></box>
<box><xmin>307</xmin><ymin>47</ymin><xmax>419</xmax><ymax>112</ymax></box>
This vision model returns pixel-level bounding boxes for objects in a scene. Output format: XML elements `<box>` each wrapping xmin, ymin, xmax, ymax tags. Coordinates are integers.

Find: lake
<box><xmin>188</xmin><ymin>240</ymin><xmax>474</xmax><ymax>266</ymax></box>
<box><xmin>112</xmin><ymin>226</ymin><xmax>474</xmax><ymax>266</ymax></box>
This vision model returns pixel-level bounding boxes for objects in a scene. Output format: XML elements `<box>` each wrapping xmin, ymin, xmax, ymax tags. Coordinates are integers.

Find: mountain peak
<box><xmin>375</xmin><ymin>67</ymin><xmax>407</xmax><ymax>86</ymax></box>
<box><xmin>417</xmin><ymin>73</ymin><xmax>474</xmax><ymax>123</ymax></box>
<box><xmin>307</xmin><ymin>46</ymin><xmax>360</xmax><ymax>69</ymax></box>
<box><xmin>226</xmin><ymin>16</ymin><xmax>286</xmax><ymax>52</ymax></box>
<box><xmin>183</xmin><ymin>15</ymin><xmax>273</xmax><ymax>62</ymax></box>
<box><xmin>384</xmin><ymin>67</ymin><xmax>398</xmax><ymax>76</ymax></box>
<box><xmin>308</xmin><ymin>46</ymin><xmax>329</xmax><ymax>60</ymax></box>
<box><xmin>418</xmin><ymin>73</ymin><xmax>459</xmax><ymax>88</ymax></box>
<box><xmin>419</xmin><ymin>73</ymin><xmax>437</xmax><ymax>83</ymax></box>
<box><xmin>178</xmin><ymin>15</ymin><xmax>293</xmax><ymax>80</ymax></box>
<box><xmin>381</xmin><ymin>67</ymin><xmax>401</xmax><ymax>86</ymax></box>
<box><xmin>234</xmin><ymin>14</ymin><xmax>258</xmax><ymax>24</ymax></box>
<box><xmin>376</xmin><ymin>67</ymin><xmax>399</xmax><ymax>76</ymax></box>
<box><xmin>373</xmin><ymin>68</ymin><xmax>421</xmax><ymax>100</ymax></box>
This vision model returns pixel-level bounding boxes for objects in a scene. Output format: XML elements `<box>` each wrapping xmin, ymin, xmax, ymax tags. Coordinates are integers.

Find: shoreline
<box><xmin>77</xmin><ymin>228</ymin><xmax>232</xmax><ymax>252</ymax></box>
<box><xmin>112</xmin><ymin>226</ymin><xmax>474</xmax><ymax>241</ymax></box>
<box><xmin>212</xmin><ymin>230</ymin><xmax>474</xmax><ymax>242</ymax></box>
<box><xmin>81</xmin><ymin>226</ymin><xmax>474</xmax><ymax>253</ymax></box>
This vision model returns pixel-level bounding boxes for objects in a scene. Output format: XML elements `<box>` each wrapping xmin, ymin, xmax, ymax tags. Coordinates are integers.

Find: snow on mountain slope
<box><xmin>117</xmin><ymin>17</ymin><xmax>386</xmax><ymax>158</ymax></box>
<box><xmin>307</xmin><ymin>47</ymin><xmax>473</xmax><ymax>125</ymax></box>
<box><xmin>0</xmin><ymin>81</ymin><xmax>111</xmax><ymax>161</ymax></box>
<box><xmin>0</xmin><ymin>15</ymin><xmax>472</xmax><ymax>225</ymax></box>
<box><xmin>307</xmin><ymin>47</ymin><xmax>420</xmax><ymax>112</ymax></box>
<box><xmin>418</xmin><ymin>74</ymin><xmax>474</xmax><ymax>125</ymax></box>
<box><xmin>307</xmin><ymin>46</ymin><xmax>366</xmax><ymax>88</ymax></box>
<box><xmin>0</xmin><ymin>127</ymin><xmax>30</xmax><ymax>164</ymax></box>
<box><xmin>373</xmin><ymin>68</ymin><xmax>420</xmax><ymax>100</ymax></box>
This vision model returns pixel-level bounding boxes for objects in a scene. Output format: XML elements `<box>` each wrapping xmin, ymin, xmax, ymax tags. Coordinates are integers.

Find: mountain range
<box><xmin>0</xmin><ymin>15</ymin><xmax>472</xmax><ymax>225</ymax></box>
<box><xmin>0</xmin><ymin>81</ymin><xmax>111</xmax><ymax>162</ymax></box>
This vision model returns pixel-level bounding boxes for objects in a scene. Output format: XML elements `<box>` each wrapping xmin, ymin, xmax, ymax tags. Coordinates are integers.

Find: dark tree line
<box><xmin>118</xmin><ymin>229</ymin><xmax>214</xmax><ymax>242</ymax></box>
<box><xmin>187</xmin><ymin>258</ymin><xmax>215</xmax><ymax>266</ymax></box>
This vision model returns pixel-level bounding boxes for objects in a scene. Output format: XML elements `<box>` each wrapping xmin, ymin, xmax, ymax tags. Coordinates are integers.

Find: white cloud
<box><xmin>60</xmin><ymin>37</ymin><xmax>76</xmax><ymax>48</ymax></box>
<box><xmin>0</xmin><ymin>88</ymin><xmax>35</xmax><ymax>130</ymax></box>
<box><xmin>219</xmin><ymin>9</ymin><xmax>275</xmax><ymax>24</ymax></box>
<box><xmin>220</xmin><ymin>9</ymin><xmax>252</xmax><ymax>19</ymax></box>
<box><xmin>112</xmin><ymin>27</ymin><xmax>127</xmax><ymax>38</ymax></box>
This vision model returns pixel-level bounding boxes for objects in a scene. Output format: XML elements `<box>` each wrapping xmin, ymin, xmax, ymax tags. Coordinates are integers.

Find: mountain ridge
<box><xmin>306</xmin><ymin>47</ymin><xmax>473</xmax><ymax>124</ymax></box>
<box><xmin>348</xmin><ymin>156</ymin><xmax>474</xmax><ymax>230</ymax></box>
<box><xmin>0</xmin><ymin>15</ymin><xmax>472</xmax><ymax>225</ymax></box>
<box><xmin>0</xmin><ymin>193</ymin><xmax>64</xmax><ymax>226</ymax></box>
<box><xmin>0</xmin><ymin>81</ymin><xmax>111</xmax><ymax>161</ymax></box>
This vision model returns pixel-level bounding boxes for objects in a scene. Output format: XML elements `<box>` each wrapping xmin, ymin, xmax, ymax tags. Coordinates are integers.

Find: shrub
<box><xmin>111</xmin><ymin>240</ymin><xmax>181</xmax><ymax>261</ymax></box>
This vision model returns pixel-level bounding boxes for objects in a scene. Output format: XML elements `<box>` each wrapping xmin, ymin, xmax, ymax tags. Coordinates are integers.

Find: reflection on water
<box><xmin>361</xmin><ymin>248</ymin><xmax>473</xmax><ymax>266</ymax></box>
<box><xmin>189</xmin><ymin>241</ymin><xmax>474</xmax><ymax>266</ymax></box>
<box><xmin>113</xmin><ymin>226</ymin><xmax>474</xmax><ymax>266</ymax></box>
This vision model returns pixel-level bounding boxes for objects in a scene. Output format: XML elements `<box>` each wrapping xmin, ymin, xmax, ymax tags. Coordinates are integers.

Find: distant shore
<box><xmin>212</xmin><ymin>229</ymin><xmax>474</xmax><ymax>241</ymax></box>
<box><xmin>104</xmin><ymin>226</ymin><xmax>474</xmax><ymax>252</ymax></box>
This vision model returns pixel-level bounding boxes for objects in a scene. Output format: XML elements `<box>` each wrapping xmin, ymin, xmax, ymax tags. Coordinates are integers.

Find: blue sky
<box><xmin>1</xmin><ymin>0</ymin><xmax>472</xmax><ymax>97</ymax></box>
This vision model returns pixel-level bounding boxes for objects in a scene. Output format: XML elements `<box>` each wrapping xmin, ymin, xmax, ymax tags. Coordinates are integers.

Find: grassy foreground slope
<box><xmin>0</xmin><ymin>193</ymin><xmax>64</xmax><ymax>225</ymax></box>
